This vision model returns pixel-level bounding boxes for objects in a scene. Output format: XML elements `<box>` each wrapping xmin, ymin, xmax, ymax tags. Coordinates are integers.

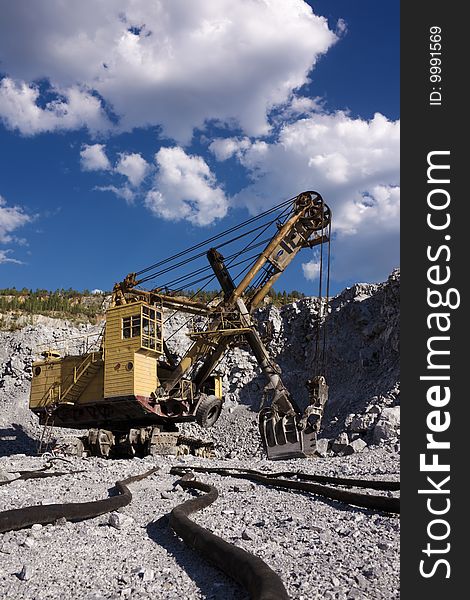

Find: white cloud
<box><xmin>115</xmin><ymin>153</ymin><xmax>149</xmax><ymax>187</ymax></box>
<box><xmin>285</xmin><ymin>95</ymin><xmax>322</xmax><ymax>117</ymax></box>
<box><xmin>221</xmin><ymin>111</ymin><xmax>399</xmax><ymax>283</ymax></box>
<box><xmin>0</xmin><ymin>195</ymin><xmax>31</xmax><ymax>244</ymax></box>
<box><xmin>0</xmin><ymin>1</ymin><xmax>337</xmax><ymax>141</ymax></box>
<box><xmin>80</xmin><ymin>145</ymin><xmax>149</xmax><ymax>188</ymax></box>
<box><xmin>0</xmin><ymin>78</ymin><xmax>107</xmax><ymax>135</ymax></box>
<box><xmin>0</xmin><ymin>249</ymin><xmax>23</xmax><ymax>265</ymax></box>
<box><xmin>145</xmin><ymin>147</ymin><xmax>228</xmax><ymax>226</ymax></box>
<box><xmin>0</xmin><ymin>195</ymin><xmax>31</xmax><ymax>265</ymax></box>
<box><xmin>80</xmin><ymin>144</ymin><xmax>111</xmax><ymax>171</ymax></box>
<box><xmin>209</xmin><ymin>137</ymin><xmax>252</xmax><ymax>161</ymax></box>
<box><xmin>302</xmin><ymin>260</ymin><xmax>321</xmax><ymax>281</ymax></box>
<box><xmin>95</xmin><ymin>185</ymin><xmax>135</xmax><ymax>204</ymax></box>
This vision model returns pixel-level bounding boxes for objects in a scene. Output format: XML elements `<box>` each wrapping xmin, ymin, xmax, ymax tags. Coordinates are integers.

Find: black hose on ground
<box><xmin>169</xmin><ymin>476</ymin><xmax>290</xmax><ymax>600</ymax></box>
<box><xmin>0</xmin><ymin>469</ymin><xmax>86</xmax><ymax>487</ymax></box>
<box><xmin>173</xmin><ymin>465</ymin><xmax>400</xmax><ymax>491</ymax></box>
<box><xmin>0</xmin><ymin>467</ymin><xmax>158</xmax><ymax>533</ymax></box>
<box><xmin>170</xmin><ymin>466</ymin><xmax>400</xmax><ymax>514</ymax></box>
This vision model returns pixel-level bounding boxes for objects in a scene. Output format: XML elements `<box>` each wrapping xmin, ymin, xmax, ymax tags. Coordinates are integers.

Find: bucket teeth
<box><xmin>259</xmin><ymin>408</ymin><xmax>317</xmax><ymax>460</ymax></box>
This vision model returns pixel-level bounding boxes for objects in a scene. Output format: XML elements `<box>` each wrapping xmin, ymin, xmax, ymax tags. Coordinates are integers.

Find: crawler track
<box><xmin>171</xmin><ymin>466</ymin><xmax>400</xmax><ymax>514</ymax></box>
<box><xmin>0</xmin><ymin>467</ymin><xmax>158</xmax><ymax>533</ymax></box>
<box><xmin>170</xmin><ymin>475</ymin><xmax>290</xmax><ymax>600</ymax></box>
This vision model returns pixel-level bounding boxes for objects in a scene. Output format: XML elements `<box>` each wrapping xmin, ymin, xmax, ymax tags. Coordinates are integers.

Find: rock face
<box><xmin>0</xmin><ymin>270</ymin><xmax>400</xmax><ymax>457</ymax></box>
<box><xmin>256</xmin><ymin>269</ymin><xmax>400</xmax><ymax>424</ymax></box>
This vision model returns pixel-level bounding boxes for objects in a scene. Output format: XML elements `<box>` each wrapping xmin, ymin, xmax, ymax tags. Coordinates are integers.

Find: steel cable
<box><xmin>136</xmin><ymin>196</ymin><xmax>296</xmax><ymax>277</ymax></box>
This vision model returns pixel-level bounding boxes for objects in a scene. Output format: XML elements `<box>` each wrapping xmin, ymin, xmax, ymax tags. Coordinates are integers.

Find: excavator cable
<box><xmin>167</xmin><ymin>253</ymin><xmax>265</xmax><ymax>297</ymax></box>
<box><xmin>170</xmin><ymin>466</ymin><xmax>400</xmax><ymax>514</ymax></box>
<box><xmin>174</xmin><ymin>465</ymin><xmax>400</xmax><ymax>492</ymax></box>
<box><xmin>312</xmin><ymin>198</ymin><xmax>332</xmax><ymax>377</ymax></box>
<box><xmin>245</xmin><ymin>266</ymin><xmax>270</xmax><ymax>298</ymax></box>
<box><xmin>0</xmin><ymin>467</ymin><xmax>159</xmax><ymax>534</ymax></box>
<box><xmin>162</xmin><ymin>204</ymin><xmax>291</xmax><ymax>335</ymax></box>
<box><xmin>135</xmin><ymin>196</ymin><xmax>296</xmax><ymax>277</ymax></box>
<box><xmin>168</xmin><ymin>475</ymin><xmax>290</xmax><ymax>600</ymax></box>
<box><xmin>162</xmin><ymin>205</ymin><xmax>293</xmax><ymax>356</ymax></box>
<box><xmin>230</xmin><ymin>203</ymin><xmax>293</xmax><ymax>289</ymax></box>
<box><xmin>314</xmin><ymin>202</ymin><xmax>325</xmax><ymax>371</ymax></box>
<box><xmin>164</xmin><ymin>314</ymin><xmax>199</xmax><ymax>344</ymax></box>
<box><xmin>159</xmin><ymin>243</ymin><xmax>271</xmax><ymax>293</ymax></box>
<box><xmin>163</xmin><ymin>230</ymin><xmax>285</xmax><ymax>343</ymax></box>
<box><xmin>137</xmin><ymin>222</ymin><xmax>278</xmax><ymax>286</ymax></box>
<box><xmin>321</xmin><ymin>220</ymin><xmax>332</xmax><ymax>374</ymax></box>
<box><xmin>138</xmin><ymin>201</ymin><xmax>293</xmax><ymax>289</ymax></box>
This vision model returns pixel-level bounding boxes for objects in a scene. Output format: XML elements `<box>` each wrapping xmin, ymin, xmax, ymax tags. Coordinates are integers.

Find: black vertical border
<box><xmin>401</xmin><ymin>2</ymin><xmax>466</xmax><ymax>597</ymax></box>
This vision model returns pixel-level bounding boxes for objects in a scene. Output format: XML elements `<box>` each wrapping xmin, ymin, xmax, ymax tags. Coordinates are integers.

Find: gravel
<box><xmin>0</xmin><ymin>451</ymin><xmax>399</xmax><ymax>600</ymax></box>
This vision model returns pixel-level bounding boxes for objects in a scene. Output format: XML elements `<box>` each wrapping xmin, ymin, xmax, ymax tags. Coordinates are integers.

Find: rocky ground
<box><xmin>0</xmin><ymin>271</ymin><xmax>400</xmax><ymax>599</ymax></box>
<box><xmin>0</xmin><ymin>450</ymin><xmax>399</xmax><ymax>600</ymax></box>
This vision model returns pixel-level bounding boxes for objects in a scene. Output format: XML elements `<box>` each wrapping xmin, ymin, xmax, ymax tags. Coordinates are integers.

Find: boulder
<box><xmin>349</xmin><ymin>407</ymin><xmax>381</xmax><ymax>433</ymax></box>
<box><xmin>349</xmin><ymin>438</ymin><xmax>367</xmax><ymax>453</ymax></box>
<box><xmin>372</xmin><ymin>406</ymin><xmax>400</xmax><ymax>444</ymax></box>
<box><xmin>380</xmin><ymin>406</ymin><xmax>400</xmax><ymax>427</ymax></box>
<box><xmin>315</xmin><ymin>438</ymin><xmax>329</xmax><ymax>457</ymax></box>
<box><xmin>331</xmin><ymin>432</ymin><xmax>349</xmax><ymax>454</ymax></box>
<box><xmin>108</xmin><ymin>512</ymin><xmax>135</xmax><ymax>530</ymax></box>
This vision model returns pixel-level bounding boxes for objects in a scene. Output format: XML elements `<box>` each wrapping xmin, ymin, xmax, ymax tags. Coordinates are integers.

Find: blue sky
<box><xmin>0</xmin><ymin>0</ymin><xmax>399</xmax><ymax>296</ymax></box>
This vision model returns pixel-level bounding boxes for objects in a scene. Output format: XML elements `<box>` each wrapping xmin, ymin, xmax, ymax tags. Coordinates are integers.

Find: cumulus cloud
<box><xmin>0</xmin><ymin>195</ymin><xmax>31</xmax><ymax>244</ymax></box>
<box><xmin>284</xmin><ymin>95</ymin><xmax>322</xmax><ymax>117</ymax></box>
<box><xmin>145</xmin><ymin>147</ymin><xmax>228</xmax><ymax>226</ymax></box>
<box><xmin>302</xmin><ymin>259</ymin><xmax>321</xmax><ymax>281</ymax></box>
<box><xmin>209</xmin><ymin>137</ymin><xmax>252</xmax><ymax>162</ymax></box>
<box><xmin>214</xmin><ymin>111</ymin><xmax>399</xmax><ymax>283</ymax></box>
<box><xmin>0</xmin><ymin>78</ymin><xmax>107</xmax><ymax>135</ymax></box>
<box><xmin>0</xmin><ymin>195</ymin><xmax>32</xmax><ymax>265</ymax></box>
<box><xmin>80</xmin><ymin>144</ymin><xmax>111</xmax><ymax>171</ymax></box>
<box><xmin>115</xmin><ymin>153</ymin><xmax>149</xmax><ymax>187</ymax></box>
<box><xmin>80</xmin><ymin>144</ymin><xmax>149</xmax><ymax>189</ymax></box>
<box><xmin>0</xmin><ymin>0</ymin><xmax>337</xmax><ymax>141</ymax></box>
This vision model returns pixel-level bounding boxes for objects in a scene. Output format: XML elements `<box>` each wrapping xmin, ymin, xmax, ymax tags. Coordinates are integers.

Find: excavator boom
<box><xmin>163</xmin><ymin>191</ymin><xmax>331</xmax><ymax>458</ymax></box>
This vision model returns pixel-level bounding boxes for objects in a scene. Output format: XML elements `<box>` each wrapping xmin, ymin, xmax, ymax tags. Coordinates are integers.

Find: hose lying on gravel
<box><xmin>174</xmin><ymin>465</ymin><xmax>400</xmax><ymax>492</ymax></box>
<box><xmin>169</xmin><ymin>475</ymin><xmax>290</xmax><ymax>600</ymax></box>
<box><xmin>0</xmin><ymin>467</ymin><xmax>159</xmax><ymax>533</ymax></box>
<box><xmin>170</xmin><ymin>466</ymin><xmax>400</xmax><ymax>514</ymax></box>
<box><xmin>0</xmin><ymin>466</ymin><xmax>86</xmax><ymax>487</ymax></box>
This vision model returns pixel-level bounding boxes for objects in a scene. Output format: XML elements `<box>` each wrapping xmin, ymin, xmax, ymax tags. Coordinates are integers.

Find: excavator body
<box><xmin>29</xmin><ymin>191</ymin><xmax>331</xmax><ymax>459</ymax></box>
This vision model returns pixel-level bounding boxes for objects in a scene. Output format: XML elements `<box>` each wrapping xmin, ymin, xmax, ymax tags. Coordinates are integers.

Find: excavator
<box><xmin>29</xmin><ymin>191</ymin><xmax>331</xmax><ymax>460</ymax></box>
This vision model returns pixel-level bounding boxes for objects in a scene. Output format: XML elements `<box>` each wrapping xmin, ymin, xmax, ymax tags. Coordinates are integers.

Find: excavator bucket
<box><xmin>259</xmin><ymin>375</ymin><xmax>329</xmax><ymax>460</ymax></box>
<box><xmin>259</xmin><ymin>408</ymin><xmax>317</xmax><ymax>460</ymax></box>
